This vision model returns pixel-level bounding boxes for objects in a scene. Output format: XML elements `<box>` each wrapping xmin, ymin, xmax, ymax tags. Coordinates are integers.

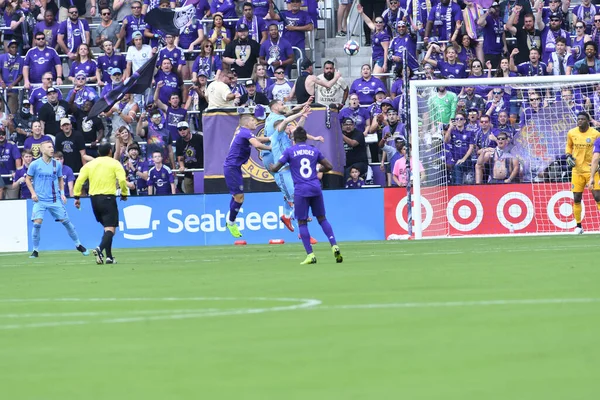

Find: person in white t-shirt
<box><xmin>315</xmin><ymin>60</ymin><xmax>349</xmax><ymax>108</ymax></box>
<box><xmin>124</xmin><ymin>31</ymin><xmax>154</xmax><ymax>80</ymax></box>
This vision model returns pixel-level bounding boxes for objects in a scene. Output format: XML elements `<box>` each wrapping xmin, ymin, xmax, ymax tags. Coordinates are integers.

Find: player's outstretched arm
<box><xmin>249</xmin><ymin>137</ymin><xmax>271</xmax><ymax>151</ymax></box>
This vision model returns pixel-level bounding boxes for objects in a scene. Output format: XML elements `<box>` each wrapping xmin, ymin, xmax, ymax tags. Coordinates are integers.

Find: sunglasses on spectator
<box><xmin>36</xmin><ymin>37</ymin><xmax>45</xmax><ymax>40</ymax></box>
<box><xmin>595</xmin><ymin>19</ymin><xmax>600</xmax><ymax>22</ymax></box>
<box><xmin>69</xmin><ymin>11</ymin><xmax>78</xmax><ymax>14</ymax></box>
<box><xmin>275</xmin><ymin>71</ymin><xmax>285</xmax><ymax>74</ymax></box>
<box><xmin>177</xmin><ymin>127</ymin><xmax>188</xmax><ymax>131</ymax></box>
<box><xmin>76</xmin><ymin>76</ymin><xmax>86</xmax><ymax>80</ymax></box>
<box><xmin>375</xmin><ymin>20</ymin><xmax>384</xmax><ymax>23</ymax></box>
<box><xmin>132</xmin><ymin>6</ymin><xmax>141</xmax><ymax>8</ymax></box>
<box><xmin>480</xmin><ymin>120</ymin><xmax>490</xmax><ymax>123</ymax></box>
<box><xmin>493</xmin><ymin>91</ymin><xmax>502</xmax><ymax>94</ymax></box>
<box><xmin>497</xmin><ymin>137</ymin><xmax>508</xmax><ymax>141</ymax></box>
<box><xmin>550</xmin><ymin>18</ymin><xmax>560</xmax><ymax>22</ymax></box>
<box><xmin>530</xmin><ymin>98</ymin><xmax>541</xmax><ymax>101</ymax></box>
<box><xmin>204</xmin><ymin>45</ymin><xmax>212</xmax><ymax>47</ymax></box>
<box><xmin>455</xmin><ymin>117</ymin><xmax>465</xmax><ymax>121</ymax></box>
<box><xmin>102</xmin><ymin>12</ymin><xmax>111</xmax><ymax>16</ymax></box>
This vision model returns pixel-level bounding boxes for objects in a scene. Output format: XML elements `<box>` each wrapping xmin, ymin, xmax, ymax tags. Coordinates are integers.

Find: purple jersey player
<box><xmin>270</xmin><ymin>126</ymin><xmax>343</xmax><ymax>265</ymax></box>
<box><xmin>223</xmin><ymin>114</ymin><xmax>271</xmax><ymax>238</ymax></box>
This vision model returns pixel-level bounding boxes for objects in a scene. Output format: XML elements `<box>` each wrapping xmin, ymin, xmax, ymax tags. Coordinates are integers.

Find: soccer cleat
<box><xmin>105</xmin><ymin>258</ymin><xmax>117</xmax><ymax>265</ymax></box>
<box><xmin>281</xmin><ymin>215</ymin><xmax>294</xmax><ymax>232</ymax></box>
<box><xmin>92</xmin><ymin>247</ymin><xmax>104</xmax><ymax>265</ymax></box>
<box><xmin>300</xmin><ymin>253</ymin><xmax>317</xmax><ymax>265</ymax></box>
<box><xmin>332</xmin><ymin>245</ymin><xmax>343</xmax><ymax>263</ymax></box>
<box><xmin>574</xmin><ymin>227</ymin><xmax>584</xmax><ymax>234</ymax></box>
<box><xmin>29</xmin><ymin>250</ymin><xmax>39</xmax><ymax>259</ymax></box>
<box><xmin>76</xmin><ymin>245</ymin><xmax>89</xmax><ymax>256</ymax></box>
<box><xmin>227</xmin><ymin>223</ymin><xmax>242</xmax><ymax>238</ymax></box>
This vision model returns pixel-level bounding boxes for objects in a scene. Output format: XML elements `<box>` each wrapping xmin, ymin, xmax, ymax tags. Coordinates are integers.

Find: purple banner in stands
<box><xmin>202</xmin><ymin>108</ymin><xmax>346</xmax><ymax>180</ymax></box>
<box><xmin>512</xmin><ymin>102</ymin><xmax>576</xmax><ymax>181</ymax></box>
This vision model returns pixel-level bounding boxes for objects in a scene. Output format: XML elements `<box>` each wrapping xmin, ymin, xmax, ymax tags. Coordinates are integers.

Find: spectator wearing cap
<box><xmin>39</xmin><ymin>87</ymin><xmax>72</xmax><ymax>136</ymax></box>
<box><xmin>505</xmin><ymin>8</ymin><xmax>543</xmax><ymax>66</ymax></box>
<box><xmin>23</xmin><ymin>31</ymin><xmax>63</xmax><ymax>89</ymax></box>
<box><xmin>24</xmin><ymin>121</ymin><xmax>53</xmax><ymax>160</ymax></box>
<box><xmin>119</xmin><ymin>1</ymin><xmax>146</xmax><ymax>47</ymax></box>
<box><xmin>67</xmin><ymin>71</ymin><xmax>99</xmax><ymax>109</ymax></box>
<box><xmin>349</xmin><ymin>64</ymin><xmax>387</xmax><ymax>106</ymax></box>
<box><xmin>314</xmin><ymin>60</ymin><xmax>348</xmax><ymax>109</ymax></box>
<box><xmin>192</xmin><ymin>39</ymin><xmax>223</xmax><ymax>82</ymax></box>
<box><xmin>73</xmin><ymin>99</ymin><xmax>104</xmax><ymax>157</ymax></box>
<box><xmin>154</xmin><ymin>80</ymin><xmax>189</xmax><ymax>141</ymax></box>
<box><xmin>34</xmin><ymin>9</ymin><xmax>59</xmax><ymax>50</ymax></box>
<box><xmin>122</xmin><ymin>142</ymin><xmax>149</xmax><ymax>196</ymax></box>
<box><xmin>105</xmin><ymin>93</ymin><xmax>139</xmax><ymax>141</ymax></box>
<box><xmin>101</xmin><ymin>67</ymin><xmax>124</xmax><ymax>97</ymax></box>
<box><xmin>342</xmin><ymin>116</ymin><xmax>368</xmax><ymax>181</ymax></box>
<box><xmin>175</xmin><ymin>121</ymin><xmax>204</xmax><ymax>194</ymax></box>
<box><xmin>287</xmin><ymin>58</ymin><xmax>342</xmax><ymax>105</ymax></box>
<box><xmin>573</xmin><ymin>0</ymin><xmax>599</xmax><ymax>36</ymax></box>
<box><xmin>0</xmin><ymin>39</ymin><xmax>23</xmax><ymax>114</ymax></box>
<box><xmin>541</xmin><ymin>12</ymin><xmax>571</xmax><ymax>63</ymax></box>
<box><xmin>57</xmin><ymin>5</ymin><xmax>91</xmax><ymax>60</ymax></box>
<box><xmin>155</xmin><ymin>58</ymin><xmax>183</xmax><ymax>106</ymax></box>
<box><xmin>237</xmin><ymin>3</ymin><xmax>267</xmax><ymax>44</ymax></box>
<box><xmin>477</xmin><ymin>2</ymin><xmax>507</xmax><ymax>69</ymax></box>
<box><xmin>157</xmin><ymin>34</ymin><xmax>186</xmax><ymax>76</ymax></box>
<box><xmin>240</xmin><ymin>80</ymin><xmax>269</xmax><ymax>106</ymax></box>
<box><xmin>137</xmin><ymin>108</ymin><xmax>176</xmax><ymax>169</ymax></box>
<box><xmin>259</xmin><ymin>22</ymin><xmax>295</xmax><ymax>78</ymax></box>
<box><xmin>0</xmin><ymin>126</ymin><xmax>22</xmax><ymax>199</ymax></box>
<box><xmin>339</xmin><ymin>93</ymin><xmax>371</xmax><ymax>136</ymax></box>
<box><xmin>124</xmin><ymin>31</ymin><xmax>154</xmax><ymax>81</ymax></box>
<box><xmin>68</xmin><ymin>43</ymin><xmax>98</xmax><ymax>83</ymax></box>
<box><xmin>268</xmin><ymin>0</ymin><xmax>313</xmax><ymax>57</ymax></box>
<box><xmin>13</xmin><ymin>99</ymin><xmax>34</xmax><ymax>146</ymax></box>
<box><xmin>265</xmin><ymin>66</ymin><xmax>294</xmax><ymax>101</ymax></box>
<box><xmin>55</xmin><ymin>117</ymin><xmax>91</xmax><ymax>173</ymax></box>
<box><xmin>543</xmin><ymin>0</ymin><xmax>569</xmax><ymax>29</ymax></box>
<box><xmin>93</xmin><ymin>7</ymin><xmax>120</xmax><ymax>48</ymax></box>
<box><xmin>222</xmin><ymin>22</ymin><xmax>261</xmax><ymax>79</ymax></box>
<box><xmin>96</xmin><ymin>40</ymin><xmax>127</xmax><ymax>87</ymax></box>
<box><xmin>389</xmin><ymin>20</ymin><xmax>418</xmax><ymax>72</ymax></box>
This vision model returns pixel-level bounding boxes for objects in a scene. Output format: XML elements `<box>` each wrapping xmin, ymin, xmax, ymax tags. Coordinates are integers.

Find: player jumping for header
<box><xmin>270</xmin><ymin>126</ymin><xmax>342</xmax><ymax>265</ymax></box>
<box><xmin>223</xmin><ymin>114</ymin><xmax>272</xmax><ymax>238</ymax></box>
<box><xmin>566</xmin><ymin>111</ymin><xmax>600</xmax><ymax>234</ymax></box>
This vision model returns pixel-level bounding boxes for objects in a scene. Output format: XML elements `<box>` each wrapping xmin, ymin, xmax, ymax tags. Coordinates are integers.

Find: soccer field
<box><xmin>1</xmin><ymin>236</ymin><xmax>599</xmax><ymax>399</ymax></box>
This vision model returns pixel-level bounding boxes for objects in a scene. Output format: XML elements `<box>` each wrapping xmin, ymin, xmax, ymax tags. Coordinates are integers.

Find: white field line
<box><xmin>0</xmin><ymin>296</ymin><xmax>317</xmax><ymax>303</ymax></box>
<box><xmin>0</xmin><ymin>297</ymin><xmax>322</xmax><ymax>330</ymax></box>
<box><xmin>0</xmin><ymin>309</ymin><xmax>224</xmax><ymax>318</ymax></box>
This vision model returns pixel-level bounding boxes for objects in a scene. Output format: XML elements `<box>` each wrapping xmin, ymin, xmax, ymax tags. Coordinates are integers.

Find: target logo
<box><xmin>496</xmin><ymin>192</ymin><xmax>534</xmax><ymax>231</ymax></box>
<box><xmin>395</xmin><ymin>196</ymin><xmax>433</xmax><ymax>231</ymax></box>
<box><xmin>446</xmin><ymin>194</ymin><xmax>483</xmax><ymax>232</ymax></box>
<box><xmin>546</xmin><ymin>191</ymin><xmax>581</xmax><ymax>229</ymax></box>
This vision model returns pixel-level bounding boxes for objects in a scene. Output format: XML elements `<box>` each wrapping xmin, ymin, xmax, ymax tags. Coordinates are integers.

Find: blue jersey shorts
<box><xmin>31</xmin><ymin>201</ymin><xmax>68</xmax><ymax>221</ymax></box>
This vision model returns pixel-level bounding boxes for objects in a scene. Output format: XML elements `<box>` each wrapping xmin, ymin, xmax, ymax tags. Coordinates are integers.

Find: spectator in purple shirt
<box><xmin>24</xmin><ymin>120</ymin><xmax>53</xmax><ymax>160</ymax></box>
<box><xmin>53</xmin><ymin>151</ymin><xmax>76</xmax><ymax>197</ymax></box>
<box><xmin>358</xmin><ymin>4</ymin><xmax>390</xmax><ymax>82</ymax></box>
<box><xmin>477</xmin><ymin>2</ymin><xmax>507</xmax><ymax>69</ymax></box>
<box><xmin>345</xmin><ymin>166</ymin><xmax>365</xmax><ymax>188</ymax></box>
<box><xmin>444</xmin><ymin>111</ymin><xmax>475</xmax><ymax>185</ymax></box>
<box><xmin>119</xmin><ymin>1</ymin><xmax>145</xmax><ymax>47</ymax></box>
<box><xmin>96</xmin><ymin>39</ymin><xmax>127</xmax><ymax>86</ymax></box>
<box><xmin>192</xmin><ymin>39</ymin><xmax>223</xmax><ymax>81</ymax></box>
<box><xmin>339</xmin><ymin>94</ymin><xmax>371</xmax><ymax>136</ymax></box>
<box><xmin>510</xmin><ymin>47</ymin><xmax>548</xmax><ymax>77</ymax></box>
<box><xmin>154</xmin><ymin>58</ymin><xmax>183</xmax><ymax>106</ymax></box>
<box><xmin>237</xmin><ymin>3</ymin><xmax>267</xmax><ymax>44</ymax></box>
<box><xmin>34</xmin><ymin>9</ymin><xmax>59</xmax><ymax>50</ymax></box>
<box><xmin>0</xmin><ymin>127</ymin><xmax>22</xmax><ymax>197</ymax></box>
<box><xmin>211</xmin><ymin>0</ymin><xmax>238</xmax><ymax>35</ymax></box>
<box><xmin>23</xmin><ymin>31</ymin><xmax>63</xmax><ymax>88</ymax></box>
<box><xmin>67</xmin><ymin>71</ymin><xmax>99</xmax><ymax>109</ymax></box>
<box><xmin>423</xmin><ymin>44</ymin><xmax>467</xmax><ymax>93</ymax></box>
<box><xmin>259</xmin><ymin>22</ymin><xmax>295</xmax><ymax>78</ymax></box>
<box><xmin>349</xmin><ymin>64</ymin><xmax>387</xmax><ymax>105</ymax></box>
<box><xmin>147</xmin><ymin>152</ymin><xmax>176</xmax><ymax>195</ymax></box>
<box><xmin>57</xmin><ymin>5</ymin><xmax>91</xmax><ymax>61</ymax></box>
<box><xmin>68</xmin><ymin>43</ymin><xmax>98</xmax><ymax>83</ymax></box>
<box><xmin>269</xmin><ymin>0</ymin><xmax>313</xmax><ymax>57</ymax></box>
<box><xmin>0</xmin><ymin>40</ymin><xmax>23</xmax><ymax>113</ymax></box>
<box><xmin>12</xmin><ymin>149</ymin><xmax>33</xmax><ymax>199</ymax></box>
<box><xmin>252</xmin><ymin>0</ymin><xmax>270</xmax><ymax>19</ymax></box>
<box><xmin>424</xmin><ymin>0</ymin><xmax>462</xmax><ymax>45</ymax></box>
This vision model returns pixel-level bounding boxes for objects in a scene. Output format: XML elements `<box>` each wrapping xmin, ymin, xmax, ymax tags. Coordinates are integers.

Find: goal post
<box><xmin>408</xmin><ymin>74</ymin><xmax>600</xmax><ymax>240</ymax></box>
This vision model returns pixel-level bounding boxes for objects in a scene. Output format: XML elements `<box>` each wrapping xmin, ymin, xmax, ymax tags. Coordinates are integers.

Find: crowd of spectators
<box><xmin>0</xmin><ymin>0</ymin><xmax>599</xmax><ymax>199</ymax></box>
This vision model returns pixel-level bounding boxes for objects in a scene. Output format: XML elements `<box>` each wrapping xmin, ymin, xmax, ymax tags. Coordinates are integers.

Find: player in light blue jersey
<box><xmin>25</xmin><ymin>140</ymin><xmax>89</xmax><ymax>259</ymax></box>
<box><xmin>263</xmin><ymin>101</ymin><xmax>324</xmax><ymax>237</ymax></box>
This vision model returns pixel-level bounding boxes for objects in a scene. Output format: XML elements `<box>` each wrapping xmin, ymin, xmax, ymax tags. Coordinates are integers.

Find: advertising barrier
<box><xmin>0</xmin><ymin>200</ymin><xmax>28</xmax><ymax>252</ymax></box>
<box><xmin>21</xmin><ymin>189</ymin><xmax>384</xmax><ymax>252</ymax></box>
<box><xmin>385</xmin><ymin>183</ymin><xmax>595</xmax><ymax>237</ymax></box>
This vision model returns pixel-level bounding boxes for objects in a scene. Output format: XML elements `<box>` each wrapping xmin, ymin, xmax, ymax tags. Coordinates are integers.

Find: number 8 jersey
<box><xmin>278</xmin><ymin>143</ymin><xmax>325</xmax><ymax>197</ymax></box>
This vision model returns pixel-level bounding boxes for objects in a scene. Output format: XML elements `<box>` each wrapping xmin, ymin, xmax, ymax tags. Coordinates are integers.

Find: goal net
<box><xmin>408</xmin><ymin>74</ymin><xmax>600</xmax><ymax>239</ymax></box>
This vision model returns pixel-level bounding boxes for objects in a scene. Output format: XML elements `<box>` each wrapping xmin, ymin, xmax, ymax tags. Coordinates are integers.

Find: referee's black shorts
<box><xmin>91</xmin><ymin>195</ymin><xmax>119</xmax><ymax>228</ymax></box>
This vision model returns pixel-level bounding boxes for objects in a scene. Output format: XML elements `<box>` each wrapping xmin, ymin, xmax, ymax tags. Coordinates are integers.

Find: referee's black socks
<box><xmin>100</xmin><ymin>230</ymin><xmax>114</xmax><ymax>259</ymax></box>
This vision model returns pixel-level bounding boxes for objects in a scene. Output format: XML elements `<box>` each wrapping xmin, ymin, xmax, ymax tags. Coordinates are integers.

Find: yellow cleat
<box><xmin>227</xmin><ymin>223</ymin><xmax>242</xmax><ymax>238</ymax></box>
<box><xmin>332</xmin><ymin>245</ymin><xmax>343</xmax><ymax>263</ymax></box>
<box><xmin>300</xmin><ymin>253</ymin><xmax>317</xmax><ymax>265</ymax></box>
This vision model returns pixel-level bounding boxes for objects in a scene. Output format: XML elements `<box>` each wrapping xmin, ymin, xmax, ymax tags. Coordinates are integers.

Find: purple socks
<box><xmin>319</xmin><ymin>218</ymin><xmax>337</xmax><ymax>246</ymax></box>
<box><xmin>299</xmin><ymin>224</ymin><xmax>313</xmax><ymax>254</ymax></box>
<box><xmin>229</xmin><ymin>198</ymin><xmax>243</xmax><ymax>223</ymax></box>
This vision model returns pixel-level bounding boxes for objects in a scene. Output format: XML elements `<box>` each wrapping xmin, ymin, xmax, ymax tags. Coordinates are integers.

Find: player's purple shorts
<box><xmin>224</xmin><ymin>166</ymin><xmax>244</xmax><ymax>195</ymax></box>
<box><xmin>294</xmin><ymin>193</ymin><xmax>326</xmax><ymax>221</ymax></box>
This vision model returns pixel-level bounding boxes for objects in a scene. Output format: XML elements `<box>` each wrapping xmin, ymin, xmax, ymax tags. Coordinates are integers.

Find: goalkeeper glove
<box><xmin>566</xmin><ymin>154</ymin><xmax>576</xmax><ymax>168</ymax></box>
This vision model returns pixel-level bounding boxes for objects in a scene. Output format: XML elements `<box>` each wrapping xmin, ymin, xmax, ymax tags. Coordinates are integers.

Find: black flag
<box><xmin>145</xmin><ymin>5</ymin><xmax>195</xmax><ymax>36</ymax></box>
<box><xmin>88</xmin><ymin>51</ymin><xmax>159</xmax><ymax>119</ymax></box>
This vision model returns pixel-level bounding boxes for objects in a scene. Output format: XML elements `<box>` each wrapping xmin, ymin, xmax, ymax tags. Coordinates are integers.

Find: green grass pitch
<box><xmin>1</xmin><ymin>236</ymin><xmax>599</xmax><ymax>399</ymax></box>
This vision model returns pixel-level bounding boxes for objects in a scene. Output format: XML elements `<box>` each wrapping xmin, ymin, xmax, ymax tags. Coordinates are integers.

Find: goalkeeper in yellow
<box><xmin>566</xmin><ymin>112</ymin><xmax>600</xmax><ymax>234</ymax></box>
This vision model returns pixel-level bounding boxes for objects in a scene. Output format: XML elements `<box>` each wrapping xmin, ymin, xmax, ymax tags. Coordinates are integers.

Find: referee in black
<box><xmin>74</xmin><ymin>142</ymin><xmax>129</xmax><ymax>265</ymax></box>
